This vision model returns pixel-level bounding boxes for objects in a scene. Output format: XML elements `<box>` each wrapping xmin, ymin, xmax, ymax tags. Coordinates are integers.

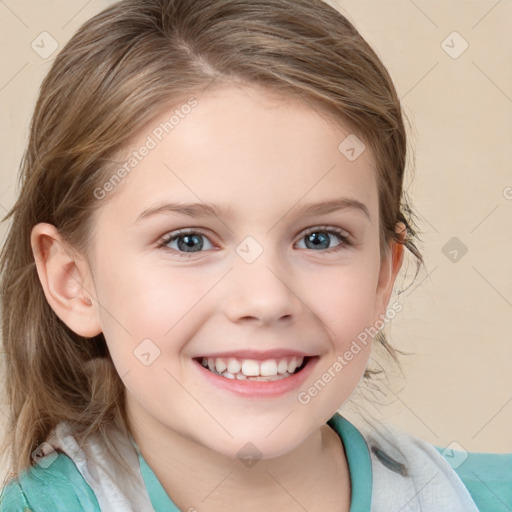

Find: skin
<box><xmin>31</xmin><ymin>83</ymin><xmax>404</xmax><ymax>511</ymax></box>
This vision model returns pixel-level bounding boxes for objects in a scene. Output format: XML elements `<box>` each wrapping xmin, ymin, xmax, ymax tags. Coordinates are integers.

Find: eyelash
<box><xmin>157</xmin><ymin>226</ymin><xmax>352</xmax><ymax>258</ymax></box>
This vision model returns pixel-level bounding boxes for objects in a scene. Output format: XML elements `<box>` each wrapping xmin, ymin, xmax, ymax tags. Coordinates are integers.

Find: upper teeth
<box><xmin>201</xmin><ymin>356</ymin><xmax>304</xmax><ymax>377</ymax></box>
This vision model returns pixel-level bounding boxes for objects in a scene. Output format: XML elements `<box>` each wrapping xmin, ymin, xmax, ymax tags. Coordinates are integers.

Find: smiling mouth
<box><xmin>194</xmin><ymin>356</ymin><xmax>312</xmax><ymax>382</ymax></box>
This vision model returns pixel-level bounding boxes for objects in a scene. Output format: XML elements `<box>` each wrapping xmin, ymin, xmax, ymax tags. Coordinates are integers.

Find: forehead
<box><xmin>94</xmin><ymin>84</ymin><xmax>378</xmax><ymax>227</ymax></box>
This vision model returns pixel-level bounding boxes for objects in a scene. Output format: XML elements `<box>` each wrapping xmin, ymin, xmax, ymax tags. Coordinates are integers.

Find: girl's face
<box><xmin>83</xmin><ymin>84</ymin><xmax>401</xmax><ymax>458</ymax></box>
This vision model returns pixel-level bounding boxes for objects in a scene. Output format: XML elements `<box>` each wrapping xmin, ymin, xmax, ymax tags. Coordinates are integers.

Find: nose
<box><xmin>223</xmin><ymin>249</ymin><xmax>304</xmax><ymax>326</ymax></box>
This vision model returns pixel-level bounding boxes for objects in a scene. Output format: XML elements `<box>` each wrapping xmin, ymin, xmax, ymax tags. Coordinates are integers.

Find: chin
<box><xmin>203</xmin><ymin>433</ymin><xmax>302</xmax><ymax>463</ymax></box>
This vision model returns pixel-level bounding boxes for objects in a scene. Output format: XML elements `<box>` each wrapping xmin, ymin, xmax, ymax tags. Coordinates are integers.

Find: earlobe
<box><xmin>30</xmin><ymin>222</ymin><xmax>102</xmax><ymax>338</ymax></box>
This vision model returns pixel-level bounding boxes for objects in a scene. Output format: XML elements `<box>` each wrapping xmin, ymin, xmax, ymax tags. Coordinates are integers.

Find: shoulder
<box><xmin>1</xmin><ymin>421</ymin><xmax>155</xmax><ymax>512</ymax></box>
<box><xmin>434</xmin><ymin>446</ymin><xmax>512</xmax><ymax>512</ymax></box>
<box><xmin>0</xmin><ymin>452</ymin><xmax>100</xmax><ymax>512</ymax></box>
<box><xmin>351</xmin><ymin>417</ymin><xmax>481</xmax><ymax>511</ymax></box>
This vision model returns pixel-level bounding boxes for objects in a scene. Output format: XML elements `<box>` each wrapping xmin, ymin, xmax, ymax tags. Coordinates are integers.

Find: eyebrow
<box><xmin>135</xmin><ymin>198</ymin><xmax>370</xmax><ymax>224</ymax></box>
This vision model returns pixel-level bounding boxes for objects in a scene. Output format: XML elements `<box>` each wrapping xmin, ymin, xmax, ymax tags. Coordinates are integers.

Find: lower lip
<box><xmin>193</xmin><ymin>356</ymin><xmax>319</xmax><ymax>398</ymax></box>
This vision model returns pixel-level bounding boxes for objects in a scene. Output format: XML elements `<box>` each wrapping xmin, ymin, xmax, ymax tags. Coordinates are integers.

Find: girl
<box><xmin>0</xmin><ymin>0</ymin><xmax>508</xmax><ymax>510</ymax></box>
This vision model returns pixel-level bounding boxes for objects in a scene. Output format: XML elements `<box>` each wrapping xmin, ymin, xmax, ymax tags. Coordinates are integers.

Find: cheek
<box><xmin>305</xmin><ymin>256</ymin><xmax>381</xmax><ymax>347</ymax></box>
<box><xmin>97</xmin><ymin>257</ymin><xmax>180</xmax><ymax>324</ymax></box>
<box><xmin>93</xmin><ymin>259</ymin><xmax>210</xmax><ymax>366</ymax></box>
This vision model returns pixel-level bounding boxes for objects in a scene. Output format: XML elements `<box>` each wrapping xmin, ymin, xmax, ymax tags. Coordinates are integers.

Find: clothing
<box><xmin>0</xmin><ymin>413</ymin><xmax>509</xmax><ymax>511</ymax></box>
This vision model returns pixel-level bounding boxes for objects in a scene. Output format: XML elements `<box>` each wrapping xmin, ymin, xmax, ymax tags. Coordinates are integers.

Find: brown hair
<box><xmin>0</xmin><ymin>0</ymin><xmax>424</xmax><ymax>475</ymax></box>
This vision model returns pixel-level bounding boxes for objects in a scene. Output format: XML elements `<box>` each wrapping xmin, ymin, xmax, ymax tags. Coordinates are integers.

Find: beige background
<box><xmin>1</xmin><ymin>0</ymin><xmax>511</xmax><ymax>481</ymax></box>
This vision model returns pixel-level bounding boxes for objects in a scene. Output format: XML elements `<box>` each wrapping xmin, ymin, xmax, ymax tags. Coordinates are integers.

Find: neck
<box><xmin>127</xmin><ymin>405</ymin><xmax>351</xmax><ymax>512</ymax></box>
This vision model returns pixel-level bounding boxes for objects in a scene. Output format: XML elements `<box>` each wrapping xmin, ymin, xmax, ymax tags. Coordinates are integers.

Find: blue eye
<box><xmin>296</xmin><ymin>227</ymin><xmax>351</xmax><ymax>252</ymax></box>
<box><xmin>159</xmin><ymin>230</ymin><xmax>214</xmax><ymax>256</ymax></box>
<box><xmin>157</xmin><ymin>226</ymin><xmax>351</xmax><ymax>258</ymax></box>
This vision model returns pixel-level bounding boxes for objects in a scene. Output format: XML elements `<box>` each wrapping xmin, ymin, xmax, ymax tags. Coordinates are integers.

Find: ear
<box><xmin>373</xmin><ymin>222</ymin><xmax>406</xmax><ymax>319</ymax></box>
<box><xmin>30</xmin><ymin>222</ymin><xmax>102</xmax><ymax>338</ymax></box>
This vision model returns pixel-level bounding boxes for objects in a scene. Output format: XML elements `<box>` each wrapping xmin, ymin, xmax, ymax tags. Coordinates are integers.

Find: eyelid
<box><xmin>158</xmin><ymin>228</ymin><xmax>217</xmax><ymax>249</ymax></box>
<box><xmin>299</xmin><ymin>224</ymin><xmax>351</xmax><ymax>238</ymax></box>
<box><xmin>158</xmin><ymin>225</ymin><xmax>354</xmax><ymax>248</ymax></box>
<box><xmin>296</xmin><ymin>225</ymin><xmax>353</xmax><ymax>250</ymax></box>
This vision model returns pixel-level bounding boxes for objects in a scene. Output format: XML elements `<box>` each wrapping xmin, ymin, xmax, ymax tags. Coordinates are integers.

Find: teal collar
<box><xmin>327</xmin><ymin>413</ymin><xmax>373</xmax><ymax>511</ymax></box>
<box><xmin>135</xmin><ymin>413</ymin><xmax>372</xmax><ymax>511</ymax></box>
